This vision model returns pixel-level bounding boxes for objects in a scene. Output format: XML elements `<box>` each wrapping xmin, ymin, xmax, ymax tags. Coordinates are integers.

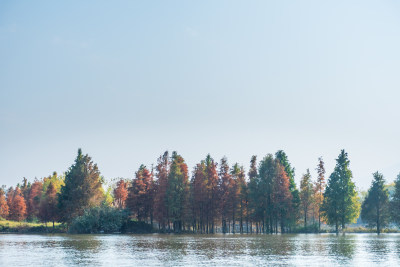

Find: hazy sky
<box><xmin>1</xmin><ymin>0</ymin><xmax>400</xmax><ymax>190</ymax></box>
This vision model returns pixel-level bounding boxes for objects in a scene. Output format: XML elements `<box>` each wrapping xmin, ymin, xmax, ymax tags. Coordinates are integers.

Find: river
<box><xmin>0</xmin><ymin>233</ymin><xmax>399</xmax><ymax>266</ymax></box>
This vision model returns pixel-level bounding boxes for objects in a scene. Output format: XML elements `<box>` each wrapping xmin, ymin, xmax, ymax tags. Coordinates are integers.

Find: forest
<box><xmin>1</xmin><ymin>148</ymin><xmax>399</xmax><ymax>235</ymax></box>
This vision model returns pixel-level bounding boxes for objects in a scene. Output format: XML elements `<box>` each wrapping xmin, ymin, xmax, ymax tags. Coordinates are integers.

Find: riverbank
<box><xmin>2</xmin><ymin>218</ymin><xmax>399</xmax><ymax>234</ymax></box>
<box><xmin>0</xmin><ymin>219</ymin><xmax>64</xmax><ymax>233</ymax></box>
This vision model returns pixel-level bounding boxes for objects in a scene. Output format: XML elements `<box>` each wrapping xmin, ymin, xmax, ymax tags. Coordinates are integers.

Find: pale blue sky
<box><xmin>1</xmin><ymin>0</ymin><xmax>400</xmax><ymax>190</ymax></box>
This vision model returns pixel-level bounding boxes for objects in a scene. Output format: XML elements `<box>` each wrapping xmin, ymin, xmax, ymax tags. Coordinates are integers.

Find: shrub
<box><xmin>69</xmin><ymin>206</ymin><xmax>129</xmax><ymax>234</ymax></box>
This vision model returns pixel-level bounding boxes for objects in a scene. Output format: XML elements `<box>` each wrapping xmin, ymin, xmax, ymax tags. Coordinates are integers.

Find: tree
<box><xmin>230</xmin><ymin>163</ymin><xmax>241</xmax><ymax>233</ymax></box>
<box><xmin>300</xmin><ymin>169</ymin><xmax>313</xmax><ymax>229</ymax></box>
<box><xmin>361</xmin><ymin>172</ymin><xmax>389</xmax><ymax>234</ymax></box>
<box><xmin>322</xmin><ymin>150</ymin><xmax>360</xmax><ymax>234</ymax></box>
<box><xmin>0</xmin><ymin>187</ymin><xmax>9</xmax><ymax>219</ymax></box>
<box><xmin>39</xmin><ymin>182</ymin><xmax>59</xmax><ymax>229</ymax></box>
<box><xmin>275</xmin><ymin>150</ymin><xmax>299</xmax><ymax>231</ymax></box>
<box><xmin>127</xmin><ymin>165</ymin><xmax>154</xmax><ymax>223</ymax></box>
<box><xmin>314</xmin><ymin>157</ymin><xmax>326</xmax><ymax>232</ymax></box>
<box><xmin>390</xmin><ymin>173</ymin><xmax>400</xmax><ymax>226</ymax></box>
<box><xmin>27</xmin><ymin>180</ymin><xmax>43</xmax><ymax>220</ymax></box>
<box><xmin>273</xmin><ymin>163</ymin><xmax>292</xmax><ymax>233</ymax></box>
<box><xmin>258</xmin><ymin>154</ymin><xmax>275</xmax><ymax>233</ymax></box>
<box><xmin>113</xmin><ymin>179</ymin><xmax>128</xmax><ymax>209</ymax></box>
<box><xmin>191</xmin><ymin>160</ymin><xmax>207</xmax><ymax>233</ymax></box>
<box><xmin>166</xmin><ymin>151</ymin><xmax>189</xmax><ymax>232</ymax></box>
<box><xmin>248</xmin><ymin>155</ymin><xmax>260</xmax><ymax>233</ymax></box>
<box><xmin>219</xmin><ymin>157</ymin><xmax>232</xmax><ymax>233</ymax></box>
<box><xmin>205</xmin><ymin>154</ymin><xmax>220</xmax><ymax>233</ymax></box>
<box><xmin>42</xmin><ymin>171</ymin><xmax>65</xmax><ymax>195</ymax></box>
<box><xmin>8</xmin><ymin>187</ymin><xmax>27</xmax><ymax>221</ymax></box>
<box><xmin>154</xmin><ymin>151</ymin><xmax>170</xmax><ymax>231</ymax></box>
<box><xmin>58</xmin><ymin>149</ymin><xmax>104</xmax><ymax>224</ymax></box>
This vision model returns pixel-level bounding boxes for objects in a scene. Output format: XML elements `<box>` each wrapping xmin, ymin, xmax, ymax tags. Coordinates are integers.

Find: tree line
<box><xmin>1</xmin><ymin>148</ymin><xmax>399</xmax><ymax>234</ymax></box>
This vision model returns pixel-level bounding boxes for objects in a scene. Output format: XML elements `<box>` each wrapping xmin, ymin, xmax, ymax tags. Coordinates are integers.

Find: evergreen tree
<box><xmin>390</xmin><ymin>173</ymin><xmax>400</xmax><ymax>226</ymax></box>
<box><xmin>219</xmin><ymin>157</ymin><xmax>232</xmax><ymax>234</ymax></box>
<box><xmin>315</xmin><ymin>157</ymin><xmax>326</xmax><ymax>232</ymax></box>
<box><xmin>322</xmin><ymin>150</ymin><xmax>360</xmax><ymax>234</ymax></box>
<box><xmin>247</xmin><ymin>155</ymin><xmax>258</xmax><ymax>232</ymax></box>
<box><xmin>361</xmin><ymin>172</ymin><xmax>389</xmax><ymax>234</ymax></box>
<box><xmin>300</xmin><ymin>169</ymin><xmax>313</xmax><ymax>229</ymax></box>
<box><xmin>230</xmin><ymin>163</ymin><xmax>241</xmax><ymax>233</ymax></box>
<box><xmin>258</xmin><ymin>154</ymin><xmax>275</xmax><ymax>233</ymax></box>
<box><xmin>275</xmin><ymin>150</ymin><xmax>299</xmax><ymax>231</ymax></box>
<box><xmin>166</xmin><ymin>151</ymin><xmax>189</xmax><ymax>232</ymax></box>
<box><xmin>154</xmin><ymin>151</ymin><xmax>170</xmax><ymax>231</ymax></box>
<box><xmin>191</xmin><ymin>160</ymin><xmax>207</xmax><ymax>233</ymax></box>
<box><xmin>205</xmin><ymin>154</ymin><xmax>220</xmax><ymax>233</ymax></box>
<box><xmin>58</xmin><ymin>149</ymin><xmax>104</xmax><ymax>223</ymax></box>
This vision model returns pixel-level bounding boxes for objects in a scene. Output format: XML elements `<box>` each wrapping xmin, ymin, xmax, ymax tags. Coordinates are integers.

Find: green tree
<box><xmin>219</xmin><ymin>157</ymin><xmax>232</xmax><ymax>233</ymax></box>
<box><xmin>205</xmin><ymin>154</ymin><xmax>220</xmax><ymax>233</ymax></box>
<box><xmin>258</xmin><ymin>154</ymin><xmax>275</xmax><ymax>233</ymax></box>
<box><xmin>191</xmin><ymin>160</ymin><xmax>207</xmax><ymax>233</ymax></box>
<box><xmin>315</xmin><ymin>157</ymin><xmax>326</xmax><ymax>232</ymax></box>
<box><xmin>275</xmin><ymin>150</ymin><xmax>299</xmax><ymax>231</ymax></box>
<box><xmin>58</xmin><ymin>149</ymin><xmax>104</xmax><ymax>224</ymax></box>
<box><xmin>247</xmin><ymin>155</ymin><xmax>258</xmax><ymax>233</ymax></box>
<box><xmin>361</xmin><ymin>172</ymin><xmax>389</xmax><ymax>234</ymax></box>
<box><xmin>230</xmin><ymin>163</ymin><xmax>241</xmax><ymax>233</ymax></box>
<box><xmin>390</xmin><ymin>173</ymin><xmax>400</xmax><ymax>226</ymax></box>
<box><xmin>154</xmin><ymin>151</ymin><xmax>170</xmax><ymax>231</ymax></box>
<box><xmin>321</xmin><ymin>150</ymin><xmax>360</xmax><ymax>234</ymax></box>
<box><xmin>166</xmin><ymin>151</ymin><xmax>189</xmax><ymax>232</ymax></box>
<box><xmin>300</xmin><ymin>169</ymin><xmax>313</xmax><ymax>229</ymax></box>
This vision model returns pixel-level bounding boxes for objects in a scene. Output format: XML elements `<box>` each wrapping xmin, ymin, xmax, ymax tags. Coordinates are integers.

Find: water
<box><xmin>1</xmin><ymin>233</ymin><xmax>399</xmax><ymax>266</ymax></box>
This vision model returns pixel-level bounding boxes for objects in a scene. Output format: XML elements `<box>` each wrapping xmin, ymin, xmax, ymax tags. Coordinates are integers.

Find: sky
<box><xmin>1</xmin><ymin>0</ymin><xmax>400</xmax><ymax>190</ymax></box>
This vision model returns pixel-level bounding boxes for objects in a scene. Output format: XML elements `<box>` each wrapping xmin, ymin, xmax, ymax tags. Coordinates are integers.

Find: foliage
<box><xmin>127</xmin><ymin>165</ymin><xmax>154</xmax><ymax>222</ymax></box>
<box><xmin>0</xmin><ymin>187</ymin><xmax>9</xmax><ymax>219</ymax></box>
<box><xmin>275</xmin><ymin>150</ymin><xmax>300</xmax><ymax>231</ymax></box>
<box><xmin>8</xmin><ymin>187</ymin><xmax>27</xmax><ymax>221</ymax></box>
<box><xmin>390</xmin><ymin>173</ymin><xmax>400</xmax><ymax>226</ymax></box>
<box><xmin>321</xmin><ymin>150</ymin><xmax>360</xmax><ymax>233</ymax></box>
<box><xmin>38</xmin><ymin>182</ymin><xmax>59</xmax><ymax>226</ymax></box>
<box><xmin>300</xmin><ymin>169</ymin><xmax>313</xmax><ymax>228</ymax></box>
<box><xmin>314</xmin><ymin>157</ymin><xmax>326</xmax><ymax>232</ymax></box>
<box><xmin>69</xmin><ymin>206</ymin><xmax>129</xmax><ymax>234</ymax></box>
<box><xmin>3</xmin><ymin>148</ymin><xmax>399</xmax><ymax>235</ymax></box>
<box><xmin>153</xmin><ymin>151</ymin><xmax>169</xmax><ymax>230</ymax></box>
<box><xmin>166</xmin><ymin>151</ymin><xmax>189</xmax><ymax>232</ymax></box>
<box><xmin>26</xmin><ymin>180</ymin><xmax>43</xmax><ymax>220</ymax></box>
<box><xmin>113</xmin><ymin>179</ymin><xmax>128</xmax><ymax>209</ymax></box>
<box><xmin>58</xmin><ymin>148</ymin><xmax>104</xmax><ymax>223</ymax></box>
<box><xmin>361</xmin><ymin>172</ymin><xmax>389</xmax><ymax>234</ymax></box>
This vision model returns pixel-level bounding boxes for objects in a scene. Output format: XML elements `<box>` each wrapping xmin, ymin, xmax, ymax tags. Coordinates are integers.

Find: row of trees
<box><xmin>0</xmin><ymin>172</ymin><xmax>63</xmax><ymax>228</ymax></box>
<box><xmin>1</xmin><ymin>148</ymin><xmax>399</xmax><ymax>234</ymax></box>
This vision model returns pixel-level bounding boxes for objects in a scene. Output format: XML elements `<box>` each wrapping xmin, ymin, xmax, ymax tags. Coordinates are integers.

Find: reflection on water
<box><xmin>0</xmin><ymin>233</ymin><xmax>400</xmax><ymax>266</ymax></box>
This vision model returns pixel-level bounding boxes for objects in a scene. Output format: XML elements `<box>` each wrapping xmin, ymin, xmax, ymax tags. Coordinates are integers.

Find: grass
<box><xmin>0</xmin><ymin>217</ymin><xmax>64</xmax><ymax>233</ymax></box>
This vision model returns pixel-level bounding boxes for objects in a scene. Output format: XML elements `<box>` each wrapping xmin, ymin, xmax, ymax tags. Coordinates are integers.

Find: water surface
<box><xmin>1</xmin><ymin>233</ymin><xmax>399</xmax><ymax>266</ymax></box>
